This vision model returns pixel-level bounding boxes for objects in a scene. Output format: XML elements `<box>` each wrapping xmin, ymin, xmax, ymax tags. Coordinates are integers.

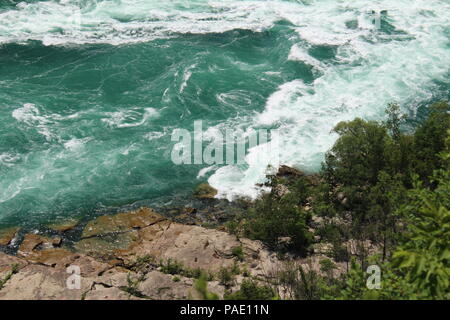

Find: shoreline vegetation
<box><xmin>0</xmin><ymin>101</ymin><xmax>448</xmax><ymax>300</ymax></box>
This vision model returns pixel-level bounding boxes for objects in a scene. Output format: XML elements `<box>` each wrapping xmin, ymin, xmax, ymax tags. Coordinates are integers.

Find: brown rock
<box><xmin>193</xmin><ymin>183</ymin><xmax>218</xmax><ymax>199</ymax></box>
<box><xmin>0</xmin><ymin>227</ymin><xmax>20</xmax><ymax>246</ymax></box>
<box><xmin>51</xmin><ymin>237</ymin><xmax>62</xmax><ymax>247</ymax></box>
<box><xmin>84</xmin><ymin>285</ymin><xmax>142</xmax><ymax>300</ymax></box>
<box><xmin>337</xmin><ymin>192</ymin><xmax>345</xmax><ymax>201</ymax></box>
<box><xmin>17</xmin><ymin>234</ymin><xmax>45</xmax><ymax>257</ymax></box>
<box><xmin>17</xmin><ymin>234</ymin><xmax>62</xmax><ymax>257</ymax></box>
<box><xmin>0</xmin><ymin>264</ymin><xmax>91</xmax><ymax>300</ymax></box>
<box><xmin>276</xmin><ymin>165</ymin><xmax>304</xmax><ymax>178</ymax></box>
<box><xmin>94</xmin><ymin>267</ymin><xmax>131</xmax><ymax>288</ymax></box>
<box><xmin>0</xmin><ymin>252</ymin><xmax>122</xmax><ymax>300</ymax></box>
<box><xmin>273</xmin><ymin>184</ymin><xmax>290</xmax><ymax>197</ymax></box>
<box><xmin>183</xmin><ymin>207</ymin><xmax>197</xmax><ymax>215</ymax></box>
<box><xmin>137</xmin><ymin>271</ymin><xmax>195</xmax><ymax>300</ymax></box>
<box><xmin>312</xmin><ymin>242</ymin><xmax>333</xmax><ymax>255</ymax></box>
<box><xmin>24</xmin><ymin>248</ymin><xmax>75</xmax><ymax>268</ymax></box>
<box><xmin>74</xmin><ymin>231</ymin><xmax>139</xmax><ymax>260</ymax></box>
<box><xmin>47</xmin><ymin>218</ymin><xmax>79</xmax><ymax>233</ymax></box>
<box><xmin>82</xmin><ymin>207</ymin><xmax>165</xmax><ymax>238</ymax></box>
<box><xmin>115</xmin><ymin>222</ymin><xmax>241</xmax><ymax>272</ymax></box>
<box><xmin>0</xmin><ymin>206</ymin><xmax>289</xmax><ymax>300</ymax></box>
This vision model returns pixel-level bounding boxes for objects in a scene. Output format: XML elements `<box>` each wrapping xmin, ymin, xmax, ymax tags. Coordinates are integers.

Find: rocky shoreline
<box><xmin>0</xmin><ymin>167</ymin><xmax>348</xmax><ymax>300</ymax></box>
<box><xmin>0</xmin><ymin>205</ymin><xmax>284</xmax><ymax>300</ymax></box>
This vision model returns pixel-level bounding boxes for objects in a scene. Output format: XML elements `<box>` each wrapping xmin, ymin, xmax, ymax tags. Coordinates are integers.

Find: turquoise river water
<box><xmin>0</xmin><ymin>0</ymin><xmax>449</xmax><ymax>228</ymax></box>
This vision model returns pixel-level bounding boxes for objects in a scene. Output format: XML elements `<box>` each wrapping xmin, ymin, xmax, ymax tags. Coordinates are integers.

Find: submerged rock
<box><xmin>193</xmin><ymin>183</ymin><xmax>218</xmax><ymax>199</ymax></box>
<box><xmin>74</xmin><ymin>231</ymin><xmax>140</xmax><ymax>260</ymax></box>
<box><xmin>276</xmin><ymin>165</ymin><xmax>305</xmax><ymax>179</ymax></box>
<box><xmin>47</xmin><ymin>218</ymin><xmax>80</xmax><ymax>233</ymax></box>
<box><xmin>82</xmin><ymin>207</ymin><xmax>165</xmax><ymax>238</ymax></box>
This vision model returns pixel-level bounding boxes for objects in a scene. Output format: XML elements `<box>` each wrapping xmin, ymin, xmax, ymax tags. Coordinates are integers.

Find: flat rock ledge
<box><xmin>0</xmin><ymin>207</ymin><xmax>281</xmax><ymax>300</ymax></box>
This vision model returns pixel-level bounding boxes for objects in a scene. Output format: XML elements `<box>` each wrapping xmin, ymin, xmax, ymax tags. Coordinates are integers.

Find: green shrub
<box><xmin>244</xmin><ymin>191</ymin><xmax>312</xmax><ymax>253</ymax></box>
<box><xmin>160</xmin><ymin>258</ymin><xmax>184</xmax><ymax>275</ymax></box>
<box><xmin>218</xmin><ymin>267</ymin><xmax>234</xmax><ymax>287</ymax></box>
<box><xmin>319</xmin><ymin>259</ymin><xmax>337</xmax><ymax>275</ymax></box>
<box><xmin>231</xmin><ymin>245</ymin><xmax>244</xmax><ymax>262</ymax></box>
<box><xmin>277</xmin><ymin>263</ymin><xmax>326</xmax><ymax>300</ymax></box>
<box><xmin>324</xmin><ymin>118</ymin><xmax>390</xmax><ymax>187</ymax></box>
<box><xmin>412</xmin><ymin>101</ymin><xmax>450</xmax><ymax>183</ymax></box>
<box><xmin>225</xmin><ymin>280</ymin><xmax>276</xmax><ymax>300</ymax></box>
<box><xmin>129</xmin><ymin>255</ymin><xmax>155</xmax><ymax>273</ymax></box>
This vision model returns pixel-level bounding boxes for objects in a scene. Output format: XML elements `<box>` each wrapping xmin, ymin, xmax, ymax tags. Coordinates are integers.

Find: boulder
<box><xmin>74</xmin><ymin>231</ymin><xmax>140</xmax><ymax>260</ymax></box>
<box><xmin>276</xmin><ymin>165</ymin><xmax>304</xmax><ymax>178</ymax></box>
<box><xmin>47</xmin><ymin>218</ymin><xmax>79</xmax><ymax>233</ymax></box>
<box><xmin>82</xmin><ymin>207</ymin><xmax>165</xmax><ymax>238</ymax></box>
<box><xmin>193</xmin><ymin>183</ymin><xmax>218</xmax><ymax>199</ymax></box>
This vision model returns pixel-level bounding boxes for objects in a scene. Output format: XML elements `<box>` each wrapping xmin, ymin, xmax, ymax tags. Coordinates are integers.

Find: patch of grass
<box><xmin>0</xmin><ymin>263</ymin><xmax>19</xmax><ymax>290</ymax></box>
<box><xmin>120</xmin><ymin>273</ymin><xmax>148</xmax><ymax>299</ymax></box>
<box><xmin>242</xmin><ymin>265</ymin><xmax>250</xmax><ymax>277</ymax></box>
<box><xmin>224</xmin><ymin>280</ymin><xmax>277</xmax><ymax>300</ymax></box>
<box><xmin>232</xmin><ymin>245</ymin><xmax>245</xmax><ymax>262</ymax></box>
<box><xmin>231</xmin><ymin>261</ymin><xmax>241</xmax><ymax>275</ymax></box>
<box><xmin>217</xmin><ymin>267</ymin><xmax>234</xmax><ymax>287</ymax></box>
<box><xmin>128</xmin><ymin>254</ymin><xmax>156</xmax><ymax>273</ymax></box>
<box><xmin>159</xmin><ymin>258</ymin><xmax>210</xmax><ymax>280</ymax></box>
<box><xmin>159</xmin><ymin>258</ymin><xmax>184</xmax><ymax>275</ymax></box>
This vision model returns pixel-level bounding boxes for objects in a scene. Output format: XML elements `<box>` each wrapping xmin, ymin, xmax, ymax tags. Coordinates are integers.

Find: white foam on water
<box><xmin>197</xmin><ymin>165</ymin><xmax>219</xmax><ymax>179</ymax></box>
<box><xmin>1</xmin><ymin>0</ymin><xmax>449</xmax><ymax>203</ymax></box>
<box><xmin>0</xmin><ymin>152</ymin><xmax>20</xmax><ymax>167</ymax></box>
<box><xmin>208</xmin><ymin>0</ymin><xmax>450</xmax><ymax>200</ymax></box>
<box><xmin>288</xmin><ymin>45</ymin><xmax>325</xmax><ymax>73</ymax></box>
<box><xmin>144</xmin><ymin>131</ymin><xmax>165</xmax><ymax>141</ymax></box>
<box><xmin>0</xmin><ymin>0</ymin><xmax>285</xmax><ymax>45</ymax></box>
<box><xmin>102</xmin><ymin>107</ymin><xmax>159</xmax><ymax>128</ymax></box>
<box><xmin>63</xmin><ymin>137</ymin><xmax>91</xmax><ymax>151</ymax></box>
<box><xmin>179</xmin><ymin>64</ymin><xmax>197</xmax><ymax>93</ymax></box>
<box><xmin>12</xmin><ymin>103</ymin><xmax>54</xmax><ymax>141</ymax></box>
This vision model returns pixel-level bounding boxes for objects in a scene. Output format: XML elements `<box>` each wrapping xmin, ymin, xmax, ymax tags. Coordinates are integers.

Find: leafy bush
<box><xmin>391</xmin><ymin>168</ymin><xmax>450</xmax><ymax>298</ymax></box>
<box><xmin>319</xmin><ymin>259</ymin><xmax>337</xmax><ymax>275</ymax></box>
<box><xmin>217</xmin><ymin>267</ymin><xmax>234</xmax><ymax>287</ymax></box>
<box><xmin>324</xmin><ymin>118</ymin><xmax>390</xmax><ymax>187</ymax></box>
<box><xmin>412</xmin><ymin>101</ymin><xmax>450</xmax><ymax>183</ymax></box>
<box><xmin>231</xmin><ymin>245</ymin><xmax>244</xmax><ymax>262</ymax></box>
<box><xmin>160</xmin><ymin>258</ymin><xmax>184</xmax><ymax>275</ymax></box>
<box><xmin>244</xmin><ymin>191</ymin><xmax>312</xmax><ymax>253</ymax></box>
<box><xmin>277</xmin><ymin>262</ymin><xmax>328</xmax><ymax>300</ymax></box>
<box><xmin>224</xmin><ymin>102</ymin><xmax>450</xmax><ymax>300</ymax></box>
<box><xmin>225</xmin><ymin>280</ymin><xmax>276</xmax><ymax>300</ymax></box>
